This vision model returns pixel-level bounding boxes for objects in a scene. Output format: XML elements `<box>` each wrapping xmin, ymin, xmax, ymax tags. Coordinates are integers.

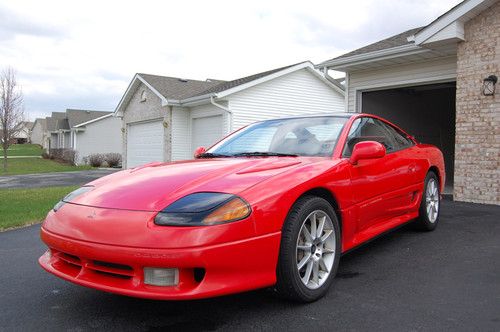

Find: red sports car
<box><xmin>39</xmin><ymin>113</ymin><xmax>444</xmax><ymax>302</ymax></box>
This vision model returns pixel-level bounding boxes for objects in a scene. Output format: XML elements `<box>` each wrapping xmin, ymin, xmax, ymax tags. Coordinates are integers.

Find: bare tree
<box><xmin>0</xmin><ymin>67</ymin><xmax>24</xmax><ymax>172</ymax></box>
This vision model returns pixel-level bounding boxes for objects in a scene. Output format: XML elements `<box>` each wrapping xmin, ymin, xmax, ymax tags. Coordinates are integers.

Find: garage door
<box><xmin>127</xmin><ymin>121</ymin><xmax>164</xmax><ymax>168</ymax></box>
<box><xmin>192</xmin><ymin>115</ymin><xmax>223</xmax><ymax>151</ymax></box>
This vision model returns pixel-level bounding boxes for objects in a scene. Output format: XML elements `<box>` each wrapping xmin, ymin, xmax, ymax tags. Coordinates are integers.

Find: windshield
<box><xmin>207</xmin><ymin>116</ymin><xmax>348</xmax><ymax>157</ymax></box>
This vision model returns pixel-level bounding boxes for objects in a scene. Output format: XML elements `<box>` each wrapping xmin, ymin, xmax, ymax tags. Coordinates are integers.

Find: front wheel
<box><xmin>276</xmin><ymin>196</ymin><xmax>341</xmax><ymax>302</ymax></box>
<box><xmin>414</xmin><ymin>171</ymin><xmax>440</xmax><ymax>231</ymax></box>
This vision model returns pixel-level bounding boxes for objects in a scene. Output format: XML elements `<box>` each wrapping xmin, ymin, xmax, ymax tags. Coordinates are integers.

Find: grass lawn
<box><xmin>1</xmin><ymin>144</ymin><xmax>42</xmax><ymax>156</ymax></box>
<box><xmin>0</xmin><ymin>157</ymin><xmax>92</xmax><ymax>176</ymax></box>
<box><xmin>0</xmin><ymin>185</ymin><xmax>78</xmax><ymax>231</ymax></box>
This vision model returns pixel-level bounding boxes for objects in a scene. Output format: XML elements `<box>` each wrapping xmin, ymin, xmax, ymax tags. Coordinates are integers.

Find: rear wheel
<box><xmin>414</xmin><ymin>171</ymin><xmax>440</xmax><ymax>231</ymax></box>
<box><xmin>276</xmin><ymin>196</ymin><xmax>341</xmax><ymax>302</ymax></box>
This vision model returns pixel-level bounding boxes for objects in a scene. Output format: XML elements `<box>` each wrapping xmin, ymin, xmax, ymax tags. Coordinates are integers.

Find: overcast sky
<box><xmin>0</xmin><ymin>0</ymin><xmax>462</xmax><ymax>121</ymax></box>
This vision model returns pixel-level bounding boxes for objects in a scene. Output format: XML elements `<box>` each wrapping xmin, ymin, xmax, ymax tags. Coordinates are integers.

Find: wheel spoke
<box><xmin>312</xmin><ymin>261</ymin><xmax>319</xmax><ymax>285</ymax></box>
<box><xmin>310</xmin><ymin>214</ymin><xmax>317</xmax><ymax>239</ymax></box>
<box><xmin>323</xmin><ymin>247</ymin><xmax>335</xmax><ymax>255</ymax></box>
<box><xmin>302</xmin><ymin>260</ymin><xmax>313</xmax><ymax>284</ymax></box>
<box><xmin>302</xmin><ymin>227</ymin><xmax>313</xmax><ymax>242</ymax></box>
<box><xmin>317</xmin><ymin>216</ymin><xmax>326</xmax><ymax>238</ymax></box>
<box><xmin>319</xmin><ymin>257</ymin><xmax>329</xmax><ymax>273</ymax></box>
<box><xmin>297</xmin><ymin>244</ymin><xmax>311</xmax><ymax>251</ymax></box>
<box><xmin>297</xmin><ymin>253</ymin><xmax>311</xmax><ymax>270</ymax></box>
<box><xmin>320</xmin><ymin>230</ymin><xmax>333</xmax><ymax>242</ymax></box>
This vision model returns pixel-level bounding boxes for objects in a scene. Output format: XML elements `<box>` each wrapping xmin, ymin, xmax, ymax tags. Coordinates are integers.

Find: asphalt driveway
<box><xmin>0</xmin><ymin>169</ymin><xmax>118</xmax><ymax>189</ymax></box>
<box><xmin>0</xmin><ymin>200</ymin><xmax>498</xmax><ymax>331</ymax></box>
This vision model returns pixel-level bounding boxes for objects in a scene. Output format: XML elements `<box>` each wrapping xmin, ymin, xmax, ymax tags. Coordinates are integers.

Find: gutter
<box><xmin>316</xmin><ymin>44</ymin><xmax>427</xmax><ymax>70</ymax></box>
<box><xmin>210</xmin><ymin>96</ymin><xmax>233</xmax><ymax>132</ymax></box>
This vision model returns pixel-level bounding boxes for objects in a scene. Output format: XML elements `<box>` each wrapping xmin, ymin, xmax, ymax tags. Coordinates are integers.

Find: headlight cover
<box><xmin>53</xmin><ymin>186</ymin><xmax>94</xmax><ymax>212</ymax></box>
<box><xmin>154</xmin><ymin>192</ymin><xmax>251</xmax><ymax>226</ymax></box>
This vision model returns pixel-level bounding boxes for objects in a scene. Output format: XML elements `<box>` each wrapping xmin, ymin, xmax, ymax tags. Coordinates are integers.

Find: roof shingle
<box><xmin>319</xmin><ymin>27</ymin><xmax>422</xmax><ymax>64</ymax></box>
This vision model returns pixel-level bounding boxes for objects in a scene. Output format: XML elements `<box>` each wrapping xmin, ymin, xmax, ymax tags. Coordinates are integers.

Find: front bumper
<box><xmin>39</xmin><ymin>227</ymin><xmax>281</xmax><ymax>300</ymax></box>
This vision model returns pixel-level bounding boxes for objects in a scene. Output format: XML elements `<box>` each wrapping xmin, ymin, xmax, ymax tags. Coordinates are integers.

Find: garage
<box><xmin>361</xmin><ymin>82</ymin><xmax>456</xmax><ymax>193</ymax></box>
<box><xmin>126</xmin><ymin>121</ymin><xmax>164</xmax><ymax>168</ymax></box>
<box><xmin>191</xmin><ymin>115</ymin><xmax>223</xmax><ymax>151</ymax></box>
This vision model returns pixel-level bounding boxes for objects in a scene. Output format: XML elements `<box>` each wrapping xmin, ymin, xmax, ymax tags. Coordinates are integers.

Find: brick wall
<box><xmin>455</xmin><ymin>1</ymin><xmax>500</xmax><ymax>205</ymax></box>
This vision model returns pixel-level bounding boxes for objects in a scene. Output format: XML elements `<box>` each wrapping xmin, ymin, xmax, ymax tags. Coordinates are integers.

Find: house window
<box><xmin>140</xmin><ymin>90</ymin><xmax>147</xmax><ymax>102</ymax></box>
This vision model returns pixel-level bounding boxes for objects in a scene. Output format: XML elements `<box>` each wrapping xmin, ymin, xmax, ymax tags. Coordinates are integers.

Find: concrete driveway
<box><xmin>0</xmin><ymin>200</ymin><xmax>498</xmax><ymax>331</ymax></box>
<box><xmin>0</xmin><ymin>169</ymin><xmax>118</xmax><ymax>189</ymax></box>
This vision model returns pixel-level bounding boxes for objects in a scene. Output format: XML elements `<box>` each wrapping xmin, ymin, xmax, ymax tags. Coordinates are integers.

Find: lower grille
<box><xmin>52</xmin><ymin>249</ymin><xmax>134</xmax><ymax>280</ymax></box>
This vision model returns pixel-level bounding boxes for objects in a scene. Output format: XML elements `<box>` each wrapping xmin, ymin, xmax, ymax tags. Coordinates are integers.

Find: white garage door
<box><xmin>192</xmin><ymin>115</ymin><xmax>223</xmax><ymax>151</ymax></box>
<box><xmin>127</xmin><ymin>121</ymin><xmax>164</xmax><ymax>168</ymax></box>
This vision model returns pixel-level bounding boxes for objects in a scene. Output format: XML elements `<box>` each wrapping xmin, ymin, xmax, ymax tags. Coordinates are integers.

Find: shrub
<box><xmin>104</xmin><ymin>153</ymin><xmax>122</xmax><ymax>168</ymax></box>
<box><xmin>62</xmin><ymin>149</ymin><xmax>77</xmax><ymax>166</ymax></box>
<box><xmin>49</xmin><ymin>148</ymin><xmax>64</xmax><ymax>160</ymax></box>
<box><xmin>49</xmin><ymin>148</ymin><xmax>77</xmax><ymax>165</ymax></box>
<box><xmin>41</xmin><ymin>152</ymin><xmax>50</xmax><ymax>159</ymax></box>
<box><xmin>88</xmin><ymin>154</ymin><xmax>104</xmax><ymax>167</ymax></box>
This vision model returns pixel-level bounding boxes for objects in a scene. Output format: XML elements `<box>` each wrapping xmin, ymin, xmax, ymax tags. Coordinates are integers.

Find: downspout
<box><xmin>210</xmin><ymin>96</ymin><xmax>233</xmax><ymax>133</ymax></box>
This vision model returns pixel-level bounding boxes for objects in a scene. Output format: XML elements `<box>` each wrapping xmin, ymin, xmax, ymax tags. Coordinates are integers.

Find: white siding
<box><xmin>30</xmin><ymin>121</ymin><xmax>44</xmax><ymax>145</ymax></box>
<box><xmin>75</xmin><ymin>116</ymin><xmax>122</xmax><ymax>165</ymax></box>
<box><xmin>190</xmin><ymin>103</ymin><xmax>228</xmax><ymax>146</ymax></box>
<box><xmin>171</xmin><ymin>107</ymin><xmax>191</xmax><ymax>161</ymax></box>
<box><xmin>192</xmin><ymin>115</ymin><xmax>223</xmax><ymax>152</ymax></box>
<box><xmin>347</xmin><ymin>56</ymin><xmax>457</xmax><ymax>112</ymax></box>
<box><xmin>228</xmin><ymin>68</ymin><xmax>345</xmax><ymax>130</ymax></box>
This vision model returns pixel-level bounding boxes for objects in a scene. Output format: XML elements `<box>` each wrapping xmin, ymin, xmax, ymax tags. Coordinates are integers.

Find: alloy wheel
<box><xmin>296</xmin><ymin>210</ymin><xmax>336</xmax><ymax>290</ymax></box>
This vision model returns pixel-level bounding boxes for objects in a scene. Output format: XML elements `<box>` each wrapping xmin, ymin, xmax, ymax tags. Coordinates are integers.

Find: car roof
<box><xmin>259</xmin><ymin>113</ymin><xmax>354</xmax><ymax>122</ymax></box>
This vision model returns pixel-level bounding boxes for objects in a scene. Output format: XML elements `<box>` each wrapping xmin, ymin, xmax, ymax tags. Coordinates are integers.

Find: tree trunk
<box><xmin>2</xmin><ymin>144</ymin><xmax>7</xmax><ymax>173</ymax></box>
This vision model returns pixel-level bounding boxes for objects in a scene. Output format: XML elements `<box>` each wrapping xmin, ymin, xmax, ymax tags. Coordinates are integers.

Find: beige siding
<box><xmin>75</xmin><ymin>116</ymin><xmax>122</xmax><ymax>165</ymax></box>
<box><xmin>121</xmin><ymin>82</ymin><xmax>171</xmax><ymax>167</ymax></box>
<box><xmin>228</xmin><ymin>68</ymin><xmax>345</xmax><ymax>130</ymax></box>
<box><xmin>347</xmin><ymin>57</ymin><xmax>457</xmax><ymax>112</ymax></box>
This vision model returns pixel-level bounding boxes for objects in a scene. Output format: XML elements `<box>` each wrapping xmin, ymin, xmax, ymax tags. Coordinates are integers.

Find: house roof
<box><xmin>190</xmin><ymin>62</ymin><xmax>305</xmax><ymax>97</ymax></box>
<box><xmin>116</xmin><ymin>61</ymin><xmax>342</xmax><ymax>115</ymax></box>
<box><xmin>322</xmin><ymin>27</ymin><xmax>423</xmax><ymax>63</ymax></box>
<box><xmin>66</xmin><ymin>109</ymin><xmax>112</xmax><ymax>128</ymax></box>
<box><xmin>317</xmin><ymin>0</ymin><xmax>497</xmax><ymax>70</ymax></box>
<box><xmin>33</xmin><ymin>118</ymin><xmax>47</xmax><ymax>130</ymax></box>
<box><xmin>45</xmin><ymin>117</ymin><xmax>60</xmax><ymax>132</ymax></box>
<box><xmin>138</xmin><ymin>74</ymin><xmax>224</xmax><ymax>101</ymax></box>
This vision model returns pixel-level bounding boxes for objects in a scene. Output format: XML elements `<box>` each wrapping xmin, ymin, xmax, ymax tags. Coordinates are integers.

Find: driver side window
<box><xmin>342</xmin><ymin>117</ymin><xmax>396</xmax><ymax>157</ymax></box>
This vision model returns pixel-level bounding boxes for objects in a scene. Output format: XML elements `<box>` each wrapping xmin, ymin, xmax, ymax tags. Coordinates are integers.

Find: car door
<box><xmin>343</xmin><ymin>117</ymin><xmax>413</xmax><ymax>233</ymax></box>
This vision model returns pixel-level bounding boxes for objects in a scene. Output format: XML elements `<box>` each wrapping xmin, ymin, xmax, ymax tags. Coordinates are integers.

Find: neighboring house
<box><xmin>316</xmin><ymin>0</ymin><xmax>499</xmax><ymax>205</ymax></box>
<box><xmin>115</xmin><ymin>61</ymin><xmax>345</xmax><ymax>168</ymax></box>
<box><xmin>30</xmin><ymin>118</ymin><xmax>47</xmax><ymax>147</ymax></box>
<box><xmin>70</xmin><ymin>112</ymin><xmax>122</xmax><ymax>165</ymax></box>
<box><xmin>45</xmin><ymin>112</ymin><xmax>67</xmax><ymax>150</ymax></box>
<box><xmin>12</xmin><ymin>121</ymin><xmax>34</xmax><ymax>144</ymax></box>
<box><xmin>34</xmin><ymin>109</ymin><xmax>122</xmax><ymax>165</ymax></box>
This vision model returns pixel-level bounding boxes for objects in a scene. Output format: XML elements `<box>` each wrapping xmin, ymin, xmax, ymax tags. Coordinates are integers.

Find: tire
<box><xmin>414</xmin><ymin>171</ymin><xmax>440</xmax><ymax>231</ymax></box>
<box><xmin>276</xmin><ymin>196</ymin><xmax>341</xmax><ymax>302</ymax></box>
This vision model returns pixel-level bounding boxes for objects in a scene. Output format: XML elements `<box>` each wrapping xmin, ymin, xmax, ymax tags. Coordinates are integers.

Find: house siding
<box><xmin>347</xmin><ymin>57</ymin><xmax>457</xmax><ymax>112</ymax></box>
<box><xmin>455</xmin><ymin>1</ymin><xmax>500</xmax><ymax>205</ymax></box>
<box><xmin>228</xmin><ymin>68</ymin><xmax>345</xmax><ymax>130</ymax></box>
<box><xmin>30</xmin><ymin>122</ymin><xmax>44</xmax><ymax>146</ymax></box>
<box><xmin>121</xmin><ymin>82</ymin><xmax>171</xmax><ymax>168</ymax></box>
<box><xmin>75</xmin><ymin>116</ymin><xmax>122</xmax><ymax>165</ymax></box>
<box><xmin>171</xmin><ymin>106</ymin><xmax>191</xmax><ymax>161</ymax></box>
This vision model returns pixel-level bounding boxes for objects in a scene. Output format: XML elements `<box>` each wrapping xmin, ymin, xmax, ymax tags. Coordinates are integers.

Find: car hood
<box><xmin>69</xmin><ymin>157</ymin><xmax>320</xmax><ymax>211</ymax></box>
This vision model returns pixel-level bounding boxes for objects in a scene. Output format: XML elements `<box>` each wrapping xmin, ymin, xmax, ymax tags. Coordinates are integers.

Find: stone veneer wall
<box><xmin>455</xmin><ymin>1</ymin><xmax>500</xmax><ymax>204</ymax></box>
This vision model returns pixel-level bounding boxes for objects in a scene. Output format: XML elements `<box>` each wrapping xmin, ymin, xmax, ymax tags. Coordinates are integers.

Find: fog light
<box><xmin>144</xmin><ymin>267</ymin><xmax>179</xmax><ymax>286</ymax></box>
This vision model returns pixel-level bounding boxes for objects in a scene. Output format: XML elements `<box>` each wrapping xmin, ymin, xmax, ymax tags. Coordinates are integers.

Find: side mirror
<box><xmin>194</xmin><ymin>146</ymin><xmax>206</xmax><ymax>158</ymax></box>
<box><xmin>349</xmin><ymin>141</ymin><xmax>385</xmax><ymax>165</ymax></box>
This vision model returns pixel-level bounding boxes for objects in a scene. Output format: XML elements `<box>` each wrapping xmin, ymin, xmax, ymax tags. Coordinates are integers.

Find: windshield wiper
<box><xmin>196</xmin><ymin>152</ymin><xmax>232</xmax><ymax>158</ymax></box>
<box><xmin>232</xmin><ymin>152</ymin><xmax>298</xmax><ymax>157</ymax></box>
